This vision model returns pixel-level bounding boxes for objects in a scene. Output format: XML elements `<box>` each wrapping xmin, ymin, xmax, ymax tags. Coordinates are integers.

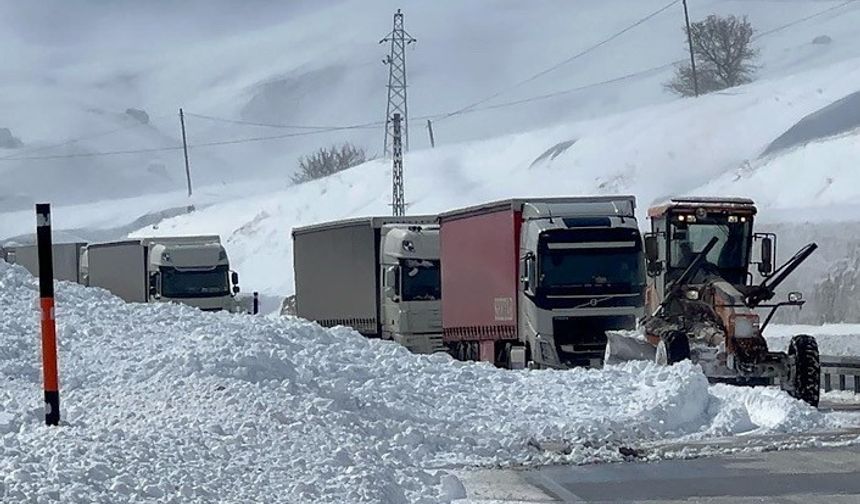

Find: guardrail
<box><xmin>821</xmin><ymin>356</ymin><xmax>860</xmax><ymax>392</ymax></box>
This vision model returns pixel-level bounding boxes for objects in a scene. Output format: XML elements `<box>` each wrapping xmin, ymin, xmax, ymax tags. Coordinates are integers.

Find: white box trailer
<box><xmin>81</xmin><ymin>236</ymin><xmax>256</xmax><ymax>313</ymax></box>
<box><xmin>292</xmin><ymin>216</ymin><xmax>443</xmax><ymax>353</ymax></box>
<box><xmin>3</xmin><ymin>242</ymin><xmax>86</xmax><ymax>283</ymax></box>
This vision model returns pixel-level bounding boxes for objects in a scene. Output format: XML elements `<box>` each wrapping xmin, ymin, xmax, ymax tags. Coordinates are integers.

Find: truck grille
<box><xmin>553</xmin><ymin>315</ymin><xmax>635</xmax><ymax>366</ymax></box>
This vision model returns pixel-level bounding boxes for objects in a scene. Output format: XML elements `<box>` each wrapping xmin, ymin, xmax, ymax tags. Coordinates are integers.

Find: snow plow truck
<box><xmin>606</xmin><ymin>197</ymin><xmax>821</xmax><ymax>406</ymax></box>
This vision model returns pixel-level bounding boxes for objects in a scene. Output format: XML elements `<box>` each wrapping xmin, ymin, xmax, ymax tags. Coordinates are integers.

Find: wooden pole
<box><xmin>682</xmin><ymin>0</ymin><xmax>699</xmax><ymax>97</ymax></box>
<box><xmin>179</xmin><ymin>108</ymin><xmax>193</xmax><ymax>197</ymax></box>
<box><xmin>427</xmin><ymin>119</ymin><xmax>436</xmax><ymax>148</ymax></box>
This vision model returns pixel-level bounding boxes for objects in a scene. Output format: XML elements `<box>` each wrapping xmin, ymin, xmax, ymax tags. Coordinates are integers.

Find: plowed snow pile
<box><xmin>0</xmin><ymin>262</ymin><xmax>854</xmax><ymax>503</ymax></box>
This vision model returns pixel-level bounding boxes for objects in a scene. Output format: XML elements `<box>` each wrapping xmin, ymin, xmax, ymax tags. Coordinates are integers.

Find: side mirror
<box><xmin>520</xmin><ymin>253</ymin><xmax>535</xmax><ymax>292</ymax></box>
<box><xmin>644</xmin><ymin>234</ymin><xmax>663</xmax><ymax>276</ymax></box>
<box><xmin>385</xmin><ymin>266</ymin><xmax>401</xmax><ymax>299</ymax></box>
<box><xmin>759</xmin><ymin>236</ymin><xmax>774</xmax><ymax>276</ymax></box>
<box><xmin>231</xmin><ymin>271</ymin><xmax>239</xmax><ymax>285</ymax></box>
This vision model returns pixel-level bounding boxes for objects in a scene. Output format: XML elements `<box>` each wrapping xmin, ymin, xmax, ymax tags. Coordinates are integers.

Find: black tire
<box><xmin>789</xmin><ymin>334</ymin><xmax>820</xmax><ymax>408</ymax></box>
<box><xmin>660</xmin><ymin>330</ymin><xmax>691</xmax><ymax>365</ymax></box>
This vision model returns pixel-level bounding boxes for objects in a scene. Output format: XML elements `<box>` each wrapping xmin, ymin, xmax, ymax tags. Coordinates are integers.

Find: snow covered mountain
<box><xmin>1</xmin><ymin>0</ymin><xmax>859</xmax><ymax>207</ymax></box>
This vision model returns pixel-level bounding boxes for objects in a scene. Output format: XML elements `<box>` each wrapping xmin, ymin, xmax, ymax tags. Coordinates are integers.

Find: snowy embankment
<box><xmin>0</xmin><ymin>262</ymin><xmax>857</xmax><ymax>503</ymax></box>
<box><xmin>766</xmin><ymin>324</ymin><xmax>860</xmax><ymax>356</ymax></box>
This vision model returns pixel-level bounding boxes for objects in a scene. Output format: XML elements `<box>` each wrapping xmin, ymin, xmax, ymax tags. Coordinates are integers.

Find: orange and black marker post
<box><xmin>36</xmin><ymin>203</ymin><xmax>60</xmax><ymax>426</ymax></box>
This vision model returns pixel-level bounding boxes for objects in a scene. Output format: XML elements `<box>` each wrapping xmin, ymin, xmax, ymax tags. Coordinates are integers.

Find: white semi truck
<box><xmin>80</xmin><ymin>236</ymin><xmax>257</xmax><ymax>313</ymax></box>
<box><xmin>2</xmin><ymin>242</ymin><xmax>87</xmax><ymax>283</ymax></box>
<box><xmin>292</xmin><ymin>216</ymin><xmax>443</xmax><ymax>354</ymax></box>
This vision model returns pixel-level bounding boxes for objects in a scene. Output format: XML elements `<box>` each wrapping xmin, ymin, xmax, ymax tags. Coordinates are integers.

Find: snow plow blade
<box><xmin>605</xmin><ymin>330</ymin><xmax>656</xmax><ymax>364</ymax></box>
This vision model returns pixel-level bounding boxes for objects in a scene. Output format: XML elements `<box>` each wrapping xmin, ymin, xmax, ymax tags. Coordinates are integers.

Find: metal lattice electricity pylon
<box><xmin>391</xmin><ymin>113</ymin><xmax>405</xmax><ymax>216</ymax></box>
<box><xmin>380</xmin><ymin>9</ymin><xmax>416</xmax><ymax>158</ymax></box>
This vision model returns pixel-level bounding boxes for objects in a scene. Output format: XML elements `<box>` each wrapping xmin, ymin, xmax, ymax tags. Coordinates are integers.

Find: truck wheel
<box><xmin>656</xmin><ymin>330</ymin><xmax>690</xmax><ymax>366</ymax></box>
<box><xmin>789</xmin><ymin>335</ymin><xmax>820</xmax><ymax>408</ymax></box>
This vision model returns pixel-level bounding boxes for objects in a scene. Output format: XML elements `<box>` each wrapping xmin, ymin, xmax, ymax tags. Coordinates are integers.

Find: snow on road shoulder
<box><xmin>765</xmin><ymin>324</ymin><xmax>860</xmax><ymax>356</ymax></box>
<box><xmin>0</xmin><ymin>261</ymin><xmax>856</xmax><ymax>503</ymax></box>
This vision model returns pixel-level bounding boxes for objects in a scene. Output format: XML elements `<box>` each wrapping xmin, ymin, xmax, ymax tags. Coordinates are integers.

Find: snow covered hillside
<box><xmin>1</xmin><ymin>0</ymin><xmax>859</xmax><ymax>208</ymax></box>
<box><xmin>1</xmin><ymin>261</ymin><xmax>857</xmax><ymax>503</ymax></box>
<box><xmin>130</xmin><ymin>55</ymin><xmax>860</xmax><ymax>299</ymax></box>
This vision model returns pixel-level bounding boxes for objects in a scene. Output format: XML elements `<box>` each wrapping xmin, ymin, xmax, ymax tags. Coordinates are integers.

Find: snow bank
<box><xmin>762</xmin><ymin>90</ymin><xmax>860</xmax><ymax>156</ymax></box>
<box><xmin>0</xmin><ymin>262</ymin><xmax>854</xmax><ymax>502</ymax></box>
<box><xmin>765</xmin><ymin>324</ymin><xmax>860</xmax><ymax>356</ymax></box>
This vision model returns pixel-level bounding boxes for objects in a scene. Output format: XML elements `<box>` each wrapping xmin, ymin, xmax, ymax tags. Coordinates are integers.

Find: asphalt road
<box><xmin>526</xmin><ymin>444</ymin><xmax>860</xmax><ymax>503</ymax></box>
<box><xmin>459</xmin><ymin>431</ymin><xmax>860</xmax><ymax>503</ymax></box>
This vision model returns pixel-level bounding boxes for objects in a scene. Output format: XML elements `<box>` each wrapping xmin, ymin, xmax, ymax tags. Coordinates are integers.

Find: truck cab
<box><xmin>147</xmin><ymin>239</ymin><xmax>241</xmax><ymax>312</ymax></box>
<box><xmin>518</xmin><ymin>200</ymin><xmax>645</xmax><ymax>368</ymax></box>
<box><xmin>379</xmin><ymin>224</ymin><xmax>443</xmax><ymax>353</ymax></box>
<box><xmin>81</xmin><ymin>236</ymin><xmax>256</xmax><ymax>313</ymax></box>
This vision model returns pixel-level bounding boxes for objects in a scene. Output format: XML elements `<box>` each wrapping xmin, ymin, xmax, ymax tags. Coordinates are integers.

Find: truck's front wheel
<box><xmin>789</xmin><ymin>334</ymin><xmax>820</xmax><ymax>408</ymax></box>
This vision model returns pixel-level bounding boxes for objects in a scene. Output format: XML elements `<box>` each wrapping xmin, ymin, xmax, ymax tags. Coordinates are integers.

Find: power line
<box><xmin>753</xmin><ymin>0</ymin><xmax>858</xmax><ymax>40</ymax></box>
<box><xmin>0</xmin><ymin>122</ymin><xmax>386</xmax><ymax>161</ymax></box>
<box><xmin>441</xmin><ymin>61</ymin><xmax>681</xmax><ymax>115</ymax></box>
<box><xmin>436</xmin><ymin>0</ymin><xmax>681</xmax><ymax>120</ymax></box>
<box><xmin>0</xmin><ymin>113</ymin><xmax>171</xmax><ymax>160</ymax></box>
<box><xmin>424</xmin><ymin>0</ymin><xmax>859</xmax><ymax>121</ymax></box>
<box><xmin>185</xmin><ymin>111</ymin><xmax>382</xmax><ymax>131</ymax></box>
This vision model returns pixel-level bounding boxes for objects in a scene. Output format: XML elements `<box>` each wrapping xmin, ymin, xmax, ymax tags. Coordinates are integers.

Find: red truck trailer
<box><xmin>439</xmin><ymin>197</ymin><xmax>645</xmax><ymax>369</ymax></box>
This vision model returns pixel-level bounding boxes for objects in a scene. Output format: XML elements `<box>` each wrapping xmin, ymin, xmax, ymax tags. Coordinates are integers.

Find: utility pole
<box><xmin>391</xmin><ymin>113</ymin><xmax>405</xmax><ymax>216</ymax></box>
<box><xmin>426</xmin><ymin>119</ymin><xmax>436</xmax><ymax>148</ymax></box>
<box><xmin>380</xmin><ymin>9</ymin><xmax>416</xmax><ymax>158</ymax></box>
<box><xmin>682</xmin><ymin>0</ymin><xmax>699</xmax><ymax>97</ymax></box>
<box><xmin>179</xmin><ymin>108</ymin><xmax>193</xmax><ymax>197</ymax></box>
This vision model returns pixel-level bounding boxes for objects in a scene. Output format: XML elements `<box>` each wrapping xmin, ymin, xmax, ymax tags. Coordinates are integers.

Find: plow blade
<box><xmin>604</xmin><ymin>330</ymin><xmax>656</xmax><ymax>364</ymax></box>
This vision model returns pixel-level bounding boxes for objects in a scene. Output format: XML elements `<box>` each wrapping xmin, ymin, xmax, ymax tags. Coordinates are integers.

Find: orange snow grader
<box><xmin>606</xmin><ymin>197</ymin><xmax>821</xmax><ymax>406</ymax></box>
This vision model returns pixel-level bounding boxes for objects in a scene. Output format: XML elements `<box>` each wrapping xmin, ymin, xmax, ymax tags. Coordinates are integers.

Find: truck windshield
<box><xmin>161</xmin><ymin>265</ymin><xmax>230</xmax><ymax>298</ymax></box>
<box><xmin>400</xmin><ymin>259</ymin><xmax>441</xmax><ymax>301</ymax></box>
<box><xmin>539</xmin><ymin>247</ymin><xmax>642</xmax><ymax>289</ymax></box>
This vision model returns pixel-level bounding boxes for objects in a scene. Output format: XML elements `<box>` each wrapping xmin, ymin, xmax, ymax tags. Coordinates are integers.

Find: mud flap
<box><xmin>479</xmin><ymin>340</ymin><xmax>495</xmax><ymax>363</ymax></box>
<box><xmin>605</xmin><ymin>330</ymin><xmax>656</xmax><ymax>364</ymax></box>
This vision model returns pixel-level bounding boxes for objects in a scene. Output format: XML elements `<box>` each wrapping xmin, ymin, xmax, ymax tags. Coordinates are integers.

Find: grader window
<box><xmin>669</xmin><ymin>217</ymin><xmax>751</xmax><ymax>283</ymax></box>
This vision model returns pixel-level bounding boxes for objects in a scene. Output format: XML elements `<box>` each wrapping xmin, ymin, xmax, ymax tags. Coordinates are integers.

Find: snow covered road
<box><xmin>1</xmin><ymin>261</ymin><xmax>858</xmax><ymax>503</ymax></box>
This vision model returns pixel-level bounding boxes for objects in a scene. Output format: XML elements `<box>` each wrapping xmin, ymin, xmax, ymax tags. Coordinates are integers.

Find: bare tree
<box><xmin>667</xmin><ymin>15</ymin><xmax>759</xmax><ymax>97</ymax></box>
<box><xmin>291</xmin><ymin>143</ymin><xmax>368</xmax><ymax>184</ymax></box>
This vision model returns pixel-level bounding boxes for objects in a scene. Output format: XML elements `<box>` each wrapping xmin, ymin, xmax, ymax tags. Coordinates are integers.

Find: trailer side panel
<box><xmin>441</xmin><ymin>208</ymin><xmax>520</xmax><ymax>342</ymax></box>
<box><xmin>86</xmin><ymin>243</ymin><xmax>147</xmax><ymax>303</ymax></box>
<box><xmin>8</xmin><ymin>243</ymin><xmax>84</xmax><ymax>283</ymax></box>
<box><xmin>293</xmin><ymin>222</ymin><xmax>379</xmax><ymax>335</ymax></box>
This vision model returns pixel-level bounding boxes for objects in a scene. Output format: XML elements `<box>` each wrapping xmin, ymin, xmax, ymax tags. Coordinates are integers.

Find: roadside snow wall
<box><xmin>0</xmin><ymin>261</ymin><xmax>845</xmax><ymax>503</ymax></box>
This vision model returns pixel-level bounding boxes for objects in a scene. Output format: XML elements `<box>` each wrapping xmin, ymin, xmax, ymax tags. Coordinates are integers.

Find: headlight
<box><xmin>161</xmin><ymin>252</ymin><xmax>171</xmax><ymax>262</ymax></box>
<box><xmin>402</xmin><ymin>240</ymin><xmax>415</xmax><ymax>252</ymax></box>
<box><xmin>685</xmin><ymin>289</ymin><xmax>699</xmax><ymax>300</ymax></box>
<box><xmin>733</xmin><ymin>316</ymin><xmax>759</xmax><ymax>338</ymax></box>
